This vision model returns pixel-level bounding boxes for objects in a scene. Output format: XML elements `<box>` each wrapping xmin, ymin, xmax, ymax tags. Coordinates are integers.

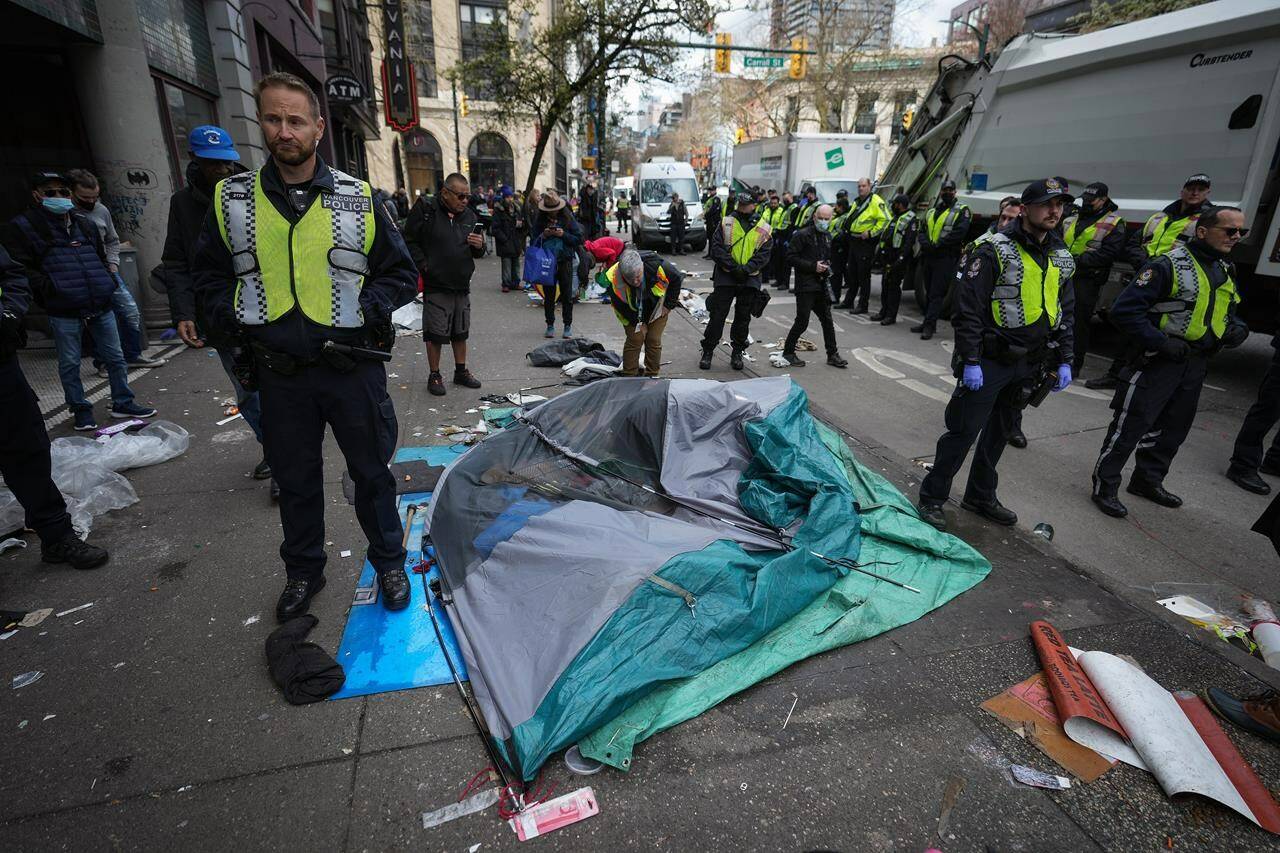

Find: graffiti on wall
<box><xmin>98</xmin><ymin>161</ymin><xmax>162</xmax><ymax>238</ymax></box>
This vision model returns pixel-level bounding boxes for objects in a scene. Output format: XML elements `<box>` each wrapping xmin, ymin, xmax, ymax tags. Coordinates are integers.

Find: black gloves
<box><xmin>1221</xmin><ymin>323</ymin><xmax>1249</xmax><ymax>349</ymax></box>
<box><xmin>1158</xmin><ymin>336</ymin><xmax>1190</xmax><ymax>362</ymax></box>
<box><xmin>0</xmin><ymin>311</ymin><xmax>24</xmax><ymax>357</ymax></box>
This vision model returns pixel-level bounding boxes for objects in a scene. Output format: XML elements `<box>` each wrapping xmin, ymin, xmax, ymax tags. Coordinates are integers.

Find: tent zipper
<box><xmin>646</xmin><ymin>574</ymin><xmax>697</xmax><ymax>617</ymax></box>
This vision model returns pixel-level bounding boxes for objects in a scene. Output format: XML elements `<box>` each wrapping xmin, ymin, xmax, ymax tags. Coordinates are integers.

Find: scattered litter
<box><xmin>469</xmin><ymin>845</ymin><xmax>481</xmax><ymax>853</ymax></box>
<box><xmin>340</xmin><ymin>550</ymin><xmax>352</xmax><ymax>558</ymax></box>
<box><xmin>12</xmin><ymin>671</ymin><xmax>43</xmax><ymax>689</ymax></box>
<box><xmin>18</xmin><ymin>720</ymin><xmax>27</xmax><ymax>729</ymax></box>
<box><xmin>342</xmin><ymin>748</ymin><xmax>353</xmax><ymax>755</ymax></box>
<box><xmin>421</xmin><ymin>787</ymin><xmax>500</xmax><ymax>829</ymax></box>
<box><xmin>216</xmin><ymin>412</ymin><xmax>243</xmax><ymax>426</ymax></box>
<box><xmin>0</xmin><ymin>538</ymin><xmax>27</xmax><ymax>554</ymax></box>
<box><xmin>1032</xmin><ymin>523</ymin><xmax>1054</xmax><ymax>542</ymax></box>
<box><xmin>177</xmin><ymin>785</ymin><xmax>192</xmax><ymax>793</ymax></box>
<box><xmin>114</xmin><ymin>662</ymin><xmax>125</xmax><ymax>669</ymax></box>
<box><xmin>769</xmin><ymin>351</ymin><xmax>790</xmax><ymax>368</ymax></box>
<box><xmin>1010</xmin><ymin>764</ymin><xmax>1071</xmax><ymax>790</ymax></box>
<box><xmin>56</xmin><ymin>602</ymin><xmax>94</xmax><ymax>618</ymax></box>
<box><xmin>388</xmin><ymin>373</ymin><xmax>400</xmax><ymax>379</ymax></box>
<box><xmin>564</xmin><ymin>745</ymin><xmax>604</xmax><ymax>775</ymax></box>
<box><xmin>42</xmin><ymin>714</ymin><xmax>55</xmax><ymax>721</ymax></box>
<box><xmin>782</xmin><ymin>694</ymin><xmax>799</xmax><ymax>729</ymax></box>
<box><xmin>0</xmin><ymin>630</ymin><xmax>15</xmax><ymax>640</ymax></box>
<box><xmin>243</xmin><ymin>615</ymin><xmax>261</xmax><ymax>627</ymax></box>
<box><xmin>392</xmin><ymin>299</ymin><xmax>423</xmax><ymax>333</ymax></box>
<box><xmin>677</xmin><ymin>289</ymin><xmax>708</xmax><ymax>320</ymax></box>
<box><xmin>508</xmin><ymin>787</ymin><xmax>599</xmax><ymax>841</ymax></box>
<box><xmin>19</xmin><ymin>608</ymin><xmax>53</xmax><ymax>628</ymax></box>
<box><xmin>935</xmin><ymin>775</ymin><xmax>965</xmax><ymax>840</ymax></box>
<box><xmin>466</xmin><ymin>408</ymin><xmax>478</xmax><ymax>414</ymax></box>
<box><xmin>775</xmin><ymin>336</ymin><xmax>816</xmax><ymax>352</ymax></box>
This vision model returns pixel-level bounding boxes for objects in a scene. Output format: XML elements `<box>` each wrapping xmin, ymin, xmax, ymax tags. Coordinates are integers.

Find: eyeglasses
<box><xmin>41</xmin><ymin>188</ymin><xmax>72</xmax><ymax>198</ymax></box>
<box><xmin>1212</xmin><ymin>226</ymin><xmax>1249</xmax><ymax>237</ymax></box>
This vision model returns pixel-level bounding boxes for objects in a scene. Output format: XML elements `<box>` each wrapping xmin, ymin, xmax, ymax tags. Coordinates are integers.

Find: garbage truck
<box><xmin>877</xmin><ymin>0</ymin><xmax>1279</xmax><ymax>330</ymax></box>
<box><xmin>732</xmin><ymin>132</ymin><xmax>880</xmax><ymax>202</ymax></box>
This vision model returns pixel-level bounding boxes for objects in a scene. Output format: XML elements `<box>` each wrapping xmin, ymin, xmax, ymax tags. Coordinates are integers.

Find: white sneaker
<box><xmin>128</xmin><ymin>355</ymin><xmax>167</xmax><ymax>368</ymax></box>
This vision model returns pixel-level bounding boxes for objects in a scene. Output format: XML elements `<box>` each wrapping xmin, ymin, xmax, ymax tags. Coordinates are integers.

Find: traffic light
<box><xmin>901</xmin><ymin>107</ymin><xmax>914</xmax><ymax>132</ymax></box>
<box><xmin>789</xmin><ymin>37</ymin><xmax>807</xmax><ymax>80</ymax></box>
<box><xmin>735</xmin><ymin>127</ymin><xmax>746</xmax><ymax>144</ymax></box>
<box><xmin>460</xmin><ymin>94</ymin><xmax>470</xmax><ymax>117</ymax></box>
<box><xmin>714</xmin><ymin>32</ymin><xmax>731</xmax><ymax>74</ymax></box>
<box><xmin>461</xmin><ymin>157</ymin><xmax>470</xmax><ymax>176</ymax></box>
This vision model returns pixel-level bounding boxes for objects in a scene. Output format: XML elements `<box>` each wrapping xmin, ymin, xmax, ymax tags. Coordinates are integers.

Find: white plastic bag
<box><xmin>50</xmin><ymin>420</ymin><xmax>189</xmax><ymax>473</ymax></box>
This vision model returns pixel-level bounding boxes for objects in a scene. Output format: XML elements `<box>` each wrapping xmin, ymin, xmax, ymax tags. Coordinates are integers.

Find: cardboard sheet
<box><xmin>981</xmin><ymin>672</ymin><xmax>1116</xmax><ymax>783</ymax></box>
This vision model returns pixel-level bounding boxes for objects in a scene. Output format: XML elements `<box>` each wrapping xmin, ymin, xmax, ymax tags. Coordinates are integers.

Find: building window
<box><xmin>404</xmin><ymin>128</ymin><xmax>443</xmax><ymax>198</ymax></box>
<box><xmin>854</xmin><ymin>93</ymin><xmax>878</xmax><ymax>135</ymax></box>
<box><xmin>318</xmin><ymin>0</ymin><xmax>340</xmax><ymax>63</ymax></box>
<box><xmin>154</xmin><ymin>76</ymin><xmax>217</xmax><ymax>187</ymax></box>
<box><xmin>460</xmin><ymin>0</ymin><xmax>507</xmax><ymax>100</ymax></box>
<box><xmin>555</xmin><ymin>147</ymin><xmax>568</xmax><ymax>194</ymax></box>
<box><xmin>137</xmin><ymin>0</ymin><xmax>218</xmax><ymax>93</ymax></box>
<box><xmin>890</xmin><ymin>90</ymin><xmax>916</xmax><ymax>144</ymax></box>
<box><xmin>407</xmin><ymin>0</ymin><xmax>439</xmax><ymax>99</ymax></box>
<box><xmin>467</xmin><ymin>132</ymin><xmax>514</xmax><ymax>190</ymax></box>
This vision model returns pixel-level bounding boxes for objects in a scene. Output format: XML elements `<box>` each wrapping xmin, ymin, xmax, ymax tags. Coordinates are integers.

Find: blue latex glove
<box><xmin>962</xmin><ymin>363</ymin><xmax>983</xmax><ymax>391</ymax></box>
<box><xmin>1053</xmin><ymin>363</ymin><xmax>1072</xmax><ymax>392</ymax></box>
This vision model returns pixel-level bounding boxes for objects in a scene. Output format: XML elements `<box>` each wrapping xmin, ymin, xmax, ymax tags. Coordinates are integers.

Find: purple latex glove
<box><xmin>1053</xmin><ymin>363</ymin><xmax>1072</xmax><ymax>391</ymax></box>
<box><xmin>962</xmin><ymin>363</ymin><xmax>983</xmax><ymax>390</ymax></box>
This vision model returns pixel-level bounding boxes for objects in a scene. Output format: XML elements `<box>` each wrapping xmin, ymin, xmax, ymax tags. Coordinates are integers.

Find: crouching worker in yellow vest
<box><xmin>193</xmin><ymin>72</ymin><xmax>418</xmax><ymax>622</ymax></box>
<box><xmin>603</xmin><ymin>248</ymin><xmax>683</xmax><ymax>377</ymax></box>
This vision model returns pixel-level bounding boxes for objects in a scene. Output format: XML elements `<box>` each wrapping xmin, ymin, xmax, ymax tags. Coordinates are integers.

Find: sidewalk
<box><xmin>2</xmin><ymin>256</ymin><xmax>1278</xmax><ymax>851</ymax></box>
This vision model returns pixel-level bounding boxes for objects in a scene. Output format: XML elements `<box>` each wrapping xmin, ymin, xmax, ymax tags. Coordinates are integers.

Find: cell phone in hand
<box><xmin>471</xmin><ymin>222</ymin><xmax>486</xmax><ymax>233</ymax></box>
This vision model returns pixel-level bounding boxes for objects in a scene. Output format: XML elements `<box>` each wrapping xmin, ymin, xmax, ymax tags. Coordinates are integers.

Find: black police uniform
<box><xmin>193</xmin><ymin>157</ymin><xmax>417</xmax><ymax>606</ymax></box>
<box><xmin>917</xmin><ymin>195</ymin><xmax>971</xmax><ymax>334</ymax></box>
<box><xmin>1092</xmin><ymin>239</ymin><xmax>1247</xmax><ymax>506</ymax></box>
<box><xmin>701</xmin><ymin>206</ymin><xmax>772</xmax><ymax>367</ymax></box>
<box><xmin>1065</xmin><ymin>199</ymin><xmax>1127</xmax><ymax>375</ymax></box>
<box><xmin>877</xmin><ymin>208</ymin><xmax>917</xmax><ymax>323</ymax></box>
<box><xmin>0</xmin><ymin>245</ymin><xmax>76</xmax><ymax>546</ymax></box>
<box><xmin>1229</xmin><ymin>333</ymin><xmax>1280</xmax><ymax>490</ymax></box>
<box><xmin>828</xmin><ymin>206</ymin><xmax>850</xmax><ymax>302</ymax></box>
<box><xmin>919</xmin><ymin>218</ymin><xmax>1075</xmax><ymax>514</ymax></box>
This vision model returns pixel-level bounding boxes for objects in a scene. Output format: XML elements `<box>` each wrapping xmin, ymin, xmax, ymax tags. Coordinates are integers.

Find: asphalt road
<box><xmin>662</xmin><ymin>242</ymin><xmax>1279</xmax><ymax>612</ymax></box>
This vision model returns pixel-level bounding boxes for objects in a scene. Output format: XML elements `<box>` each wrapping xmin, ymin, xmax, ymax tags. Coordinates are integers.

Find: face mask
<box><xmin>815</xmin><ymin>219</ymin><xmax>830</xmax><ymax>232</ymax></box>
<box><xmin>42</xmin><ymin>197</ymin><xmax>74</xmax><ymax>215</ymax></box>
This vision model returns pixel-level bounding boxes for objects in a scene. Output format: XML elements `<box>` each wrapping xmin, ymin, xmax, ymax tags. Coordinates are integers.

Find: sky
<box><xmin>626</xmin><ymin>0</ymin><xmax>956</xmax><ymax>114</ymax></box>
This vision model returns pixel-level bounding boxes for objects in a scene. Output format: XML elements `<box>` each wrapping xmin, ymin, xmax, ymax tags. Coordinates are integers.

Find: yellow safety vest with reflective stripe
<box><xmin>721</xmin><ymin>214</ymin><xmax>770</xmax><ymax>267</ymax></box>
<box><xmin>1063</xmin><ymin>211</ymin><xmax>1124</xmax><ymax>257</ymax></box>
<box><xmin>795</xmin><ymin>203</ymin><xmax>816</xmax><ymax>228</ymax></box>
<box><xmin>925</xmin><ymin>203</ymin><xmax>968</xmax><ymax>245</ymax></box>
<box><xmin>215</xmin><ymin>168</ymin><xmax>375</xmax><ymax>327</ymax></box>
<box><xmin>1142</xmin><ymin>211</ymin><xmax>1199</xmax><ymax>257</ymax></box>
<box><xmin>782</xmin><ymin>204</ymin><xmax>798</xmax><ymax>228</ymax></box>
<box><xmin>763</xmin><ymin>205</ymin><xmax>787</xmax><ymax>230</ymax></box>
<box><xmin>988</xmin><ymin>233</ymin><xmax>1075</xmax><ymax>329</ymax></box>
<box><xmin>604</xmin><ymin>260</ymin><xmax>671</xmax><ymax>326</ymax></box>
<box><xmin>847</xmin><ymin>193</ymin><xmax>889</xmax><ymax>238</ymax></box>
<box><xmin>1156</xmin><ymin>246</ymin><xmax>1239</xmax><ymax>342</ymax></box>
<box><xmin>881</xmin><ymin>210</ymin><xmax>916</xmax><ymax>250</ymax></box>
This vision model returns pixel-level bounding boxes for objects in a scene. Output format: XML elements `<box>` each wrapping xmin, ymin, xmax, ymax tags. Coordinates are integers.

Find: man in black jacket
<box><xmin>917</xmin><ymin>179</ymin><xmax>1077</xmax><ymax>532</ymax></box>
<box><xmin>491</xmin><ymin>188</ymin><xmax>522</xmax><ymax>293</ymax></box>
<box><xmin>1062</xmin><ymin>182</ymin><xmax>1126</xmax><ymax>377</ymax></box>
<box><xmin>667</xmin><ymin>192</ymin><xmax>688</xmax><ymax>255</ymax></box>
<box><xmin>403</xmin><ymin>172</ymin><xmax>486</xmax><ymax>396</ymax></box>
<box><xmin>161</xmin><ymin>126</ymin><xmax>272</xmax><ymax>487</ymax></box>
<box><xmin>700</xmin><ymin>193</ymin><xmax>773</xmax><ymax>371</ymax></box>
<box><xmin>0</xmin><ymin>244</ymin><xmax>109</xmax><ymax>570</ymax></box>
<box><xmin>783</xmin><ymin>205</ymin><xmax>847</xmax><ymax>369</ymax></box>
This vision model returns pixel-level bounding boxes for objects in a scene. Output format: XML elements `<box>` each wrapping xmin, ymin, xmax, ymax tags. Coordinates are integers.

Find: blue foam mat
<box><xmin>329</xmin><ymin>445</ymin><xmax>468</xmax><ymax>700</ymax></box>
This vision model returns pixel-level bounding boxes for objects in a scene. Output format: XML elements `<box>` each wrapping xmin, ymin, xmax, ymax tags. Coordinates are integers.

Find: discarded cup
<box><xmin>563</xmin><ymin>744</ymin><xmax>604</xmax><ymax>776</ymax></box>
<box><xmin>12</xmin><ymin>671</ymin><xmax>43</xmax><ymax>689</ymax></box>
<box><xmin>1032</xmin><ymin>523</ymin><xmax>1054</xmax><ymax>542</ymax></box>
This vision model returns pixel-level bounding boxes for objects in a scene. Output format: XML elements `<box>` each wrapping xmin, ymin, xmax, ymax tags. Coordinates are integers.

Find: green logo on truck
<box><xmin>825</xmin><ymin>148</ymin><xmax>845</xmax><ymax>170</ymax></box>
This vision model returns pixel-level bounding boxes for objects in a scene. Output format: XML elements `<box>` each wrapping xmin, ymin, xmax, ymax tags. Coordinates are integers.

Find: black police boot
<box><xmin>909</xmin><ymin>323</ymin><xmax>925</xmax><ymax>333</ymax></box>
<box><xmin>868</xmin><ymin>313</ymin><xmax>884</xmax><ymax>322</ymax></box>
<box><xmin>698</xmin><ymin>348</ymin><xmax>713</xmax><ymax>370</ymax></box>
<box><xmin>920</xmin><ymin>324</ymin><xmax>935</xmax><ymax>341</ymax></box>
<box><xmin>1261</xmin><ymin>460</ymin><xmax>1280</xmax><ymax>477</ymax></box>
<box><xmin>880</xmin><ymin>316</ymin><xmax>897</xmax><ymax>326</ymax></box>
<box><xmin>782</xmin><ymin>351</ymin><xmax>806</xmax><ymax>367</ymax></box>
<box><xmin>1227</xmin><ymin>467</ymin><xmax>1271</xmax><ymax>495</ymax></box>
<box><xmin>1092</xmin><ymin>493</ymin><xmax>1128</xmax><ymax>518</ymax></box>
<box><xmin>827</xmin><ymin>354</ymin><xmax>848</xmax><ymax>368</ymax></box>
<box><xmin>849</xmin><ymin>305</ymin><xmax>868</xmax><ymax>316</ymax></box>
<box><xmin>1127</xmin><ymin>479</ymin><xmax>1183</xmax><ymax>508</ymax></box>
<box><xmin>41</xmin><ymin>535</ymin><xmax>109</xmax><ymax>570</ymax></box>
<box><xmin>378</xmin><ymin>567</ymin><xmax>411</xmax><ymax>611</ymax></box>
<box><xmin>960</xmin><ymin>497</ymin><xmax>1018</xmax><ymax>526</ymax></box>
<box><xmin>276</xmin><ymin>575</ymin><xmax>326</xmax><ymax>622</ymax></box>
<box><xmin>252</xmin><ymin>457</ymin><xmax>272</xmax><ymax>480</ymax></box>
<box><xmin>1008</xmin><ymin>428</ymin><xmax>1028</xmax><ymax>449</ymax></box>
<box><xmin>730</xmin><ymin>348</ymin><xmax>745</xmax><ymax>371</ymax></box>
<box><xmin>270</xmin><ymin>478</ymin><xmax>281</xmax><ymax>503</ymax></box>
<box><xmin>1084</xmin><ymin>374</ymin><xmax>1119</xmax><ymax>390</ymax></box>
<box><xmin>917</xmin><ymin>502</ymin><xmax>947</xmax><ymax>531</ymax></box>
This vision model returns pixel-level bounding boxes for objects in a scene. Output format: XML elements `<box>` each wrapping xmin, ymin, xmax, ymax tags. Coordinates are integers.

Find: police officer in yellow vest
<box><xmin>1090</xmin><ymin>206</ymin><xmax>1249</xmax><ymax>519</ymax></box>
<box><xmin>193</xmin><ymin>73</ymin><xmax>418</xmax><ymax>621</ymax></box>
<box><xmin>841</xmin><ymin>178</ymin><xmax>890</xmax><ymax>314</ymax></box>
<box><xmin>759</xmin><ymin>194</ymin><xmax>787</xmax><ymax>286</ymax></box>
<box><xmin>1062</xmin><ymin>182</ymin><xmax>1126</xmax><ymax>377</ymax></box>
<box><xmin>1088</xmin><ymin>175</ymin><xmax>1214</xmax><ymax>391</ymax></box>
<box><xmin>700</xmin><ymin>192</ymin><xmax>773</xmax><ymax>371</ymax></box>
<box><xmin>917</xmin><ymin>180</ymin><xmax>1077</xmax><ymax>532</ymax></box>
<box><xmin>913</xmin><ymin>178</ymin><xmax>972</xmax><ymax>340</ymax></box>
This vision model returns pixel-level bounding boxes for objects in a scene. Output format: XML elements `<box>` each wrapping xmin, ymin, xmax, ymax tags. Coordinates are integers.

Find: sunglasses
<box><xmin>1212</xmin><ymin>226</ymin><xmax>1249</xmax><ymax>237</ymax></box>
<box><xmin>41</xmin><ymin>187</ymin><xmax>72</xmax><ymax>197</ymax></box>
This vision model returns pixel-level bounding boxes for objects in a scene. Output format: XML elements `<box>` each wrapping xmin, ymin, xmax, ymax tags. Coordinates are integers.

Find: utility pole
<box><xmin>451</xmin><ymin>78</ymin><xmax>463</xmax><ymax>174</ymax></box>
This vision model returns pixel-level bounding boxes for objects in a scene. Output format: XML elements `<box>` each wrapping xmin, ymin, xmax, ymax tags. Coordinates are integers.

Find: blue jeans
<box><xmin>216</xmin><ymin>347</ymin><xmax>264</xmax><ymax>443</ymax></box>
<box><xmin>48</xmin><ymin>311</ymin><xmax>135</xmax><ymax>412</ymax></box>
<box><xmin>92</xmin><ymin>276</ymin><xmax>143</xmax><ymax>365</ymax></box>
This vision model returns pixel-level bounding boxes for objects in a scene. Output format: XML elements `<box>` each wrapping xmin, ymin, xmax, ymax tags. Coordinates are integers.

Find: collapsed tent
<box><xmin>424</xmin><ymin>377</ymin><xmax>989</xmax><ymax>781</ymax></box>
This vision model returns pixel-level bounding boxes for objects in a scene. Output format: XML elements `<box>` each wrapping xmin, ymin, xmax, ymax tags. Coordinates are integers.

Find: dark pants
<box><xmin>1230</xmin><ymin>343</ymin><xmax>1280</xmax><ymax>474</ymax></box>
<box><xmin>543</xmin><ymin>258</ymin><xmax>574</xmax><ymax>326</ymax></box>
<box><xmin>702</xmin><ymin>286</ymin><xmax>756</xmax><ymax>352</ymax></box>
<box><xmin>257</xmin><ymin>358</ymin><xmax>404</xmax><ymax>582</ymax></box>
<box><xmin>1071</xmin><ymin>273</ymin><xmax>1107</xmax><ymax>374</ymax></box>
<box><xmin>785</xmin><ymin>291</ymin><xmax>839</xmax><ymax>357</ymax></box>
<box><xmin>922</xmin><ymin>252</ymin><xmax>960</xmax><ymax>325</ymax></box>
<box><xmin>0</xmin><ymin>357</ymin><xmax>73</xmax><ymax>544</ymax></box>
<box><xmin>773</xmin><ymin>240</ymin><xmax>793</xmax><ymax>290</ymax></box>
<box><xmin>846</xmin><ymin>238</ymin><xmax>877</xmax><ymax>310</ymax></box>
<box><xmin>880</xmin><ymin>259</ymin><xmax>908</xmax><ymax>320</ymax></box>
<box><xmin>669</xmin><ymin>224</ymin><xmax>686</xmax><ymax>253</ymax></box>
<box><xmin>920</xmin><ymin>358</ymin><xmax>1033</xmax><ymax>506</ymax></box>
<box><xmin>829</xmin><ymin>243</ymin><xmax>848</xmax><ymax>301</ymax></box>
<box><xmin>500</xmin><ymin>255</ymin><xmax>519</xmax><ymax>290</ymax></box>
<box><xmin>617</xmin><ymin>213</ymin><xmax>628</xmax><ymax>232</ymax></box>
<box><xmin>1092</xmin><ymin>355</ymin><xmax>1206</xmax><ymax>497</ymax></box>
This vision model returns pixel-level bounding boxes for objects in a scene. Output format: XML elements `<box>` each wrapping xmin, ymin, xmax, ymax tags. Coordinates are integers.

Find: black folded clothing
<box><xmin>265</xmin><ymin>615</ymin><xmax>345</xmax><ymax>705</ymax></box>
<box><xmin>342</xmin><ymin>460</ymin><xmax>446</xmax><ymax>505</ymax></box>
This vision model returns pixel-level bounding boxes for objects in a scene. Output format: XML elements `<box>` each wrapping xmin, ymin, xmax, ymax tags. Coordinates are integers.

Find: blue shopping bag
<box><xmin>522</xmin><ymin>238</ymin><xmax>557</xmax><ymax>287</ymax></box>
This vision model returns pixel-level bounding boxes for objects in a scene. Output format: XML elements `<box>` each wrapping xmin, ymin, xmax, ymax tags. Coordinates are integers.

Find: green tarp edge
<box><xmin>577</xmin><ymin>420</ymin><xmax>992</xmax><ymax>772</ymax></box>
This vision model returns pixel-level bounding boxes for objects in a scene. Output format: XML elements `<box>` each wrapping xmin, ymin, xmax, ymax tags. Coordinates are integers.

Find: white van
<box><xmin>632</xmin><ymin>157</ymin><xmax>705</xmax><ymax>252</ymax></box>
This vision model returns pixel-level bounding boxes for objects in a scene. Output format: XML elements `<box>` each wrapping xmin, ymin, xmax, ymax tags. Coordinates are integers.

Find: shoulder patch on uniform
<box><xmin>1137</xmin><ymin>268</ymin><xmax>1154</xmax><ymax>285</ymax></box>
<box><xmin>967</xmin><ymin>257</ymin><xmax>982</xmax><ymax>278</ymax></box>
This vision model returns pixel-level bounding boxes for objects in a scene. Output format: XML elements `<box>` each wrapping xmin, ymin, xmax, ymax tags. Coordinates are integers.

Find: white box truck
<box><xmin>877</xmin><ymin>0</ymin><xmax>1280</xmax><ymax>329</ymax></box>
<box><xmin>631</xmin><ymin>157</ymin><xmax>706</xmax><ymax>251</ymax></box>
<box><xmin>731</xmin><ymin>132</ymin><xmax>880</xmax><ymax>202</ymax></box>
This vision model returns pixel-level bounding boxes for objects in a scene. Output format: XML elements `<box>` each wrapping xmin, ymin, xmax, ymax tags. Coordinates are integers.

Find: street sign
<box><xmin>744</xmin><ymin>56</ymin><xmax>785</xmax><ymax>68</ymax></box>
<box><xmin>824</xmin><ymin>148</ymin><xmax>845</xmax><ymax>170</ymax></box>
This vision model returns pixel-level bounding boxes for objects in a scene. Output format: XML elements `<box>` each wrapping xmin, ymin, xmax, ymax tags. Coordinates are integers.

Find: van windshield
<box><xmin>812</xmin><ymin>180</ymin><xmax>861</xmax><ymax>203</ymax></box>
<box><xmin>641</xmin><ymin>178</ymin><xmax>698</xmax><ymax>205</ymax></box>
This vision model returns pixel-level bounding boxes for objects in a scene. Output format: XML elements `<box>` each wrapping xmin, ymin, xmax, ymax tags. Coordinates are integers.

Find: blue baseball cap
<box><xmin>188</xmin><ymin>125</ymin><xmax>240</xmax><ymax>162</ymax></box>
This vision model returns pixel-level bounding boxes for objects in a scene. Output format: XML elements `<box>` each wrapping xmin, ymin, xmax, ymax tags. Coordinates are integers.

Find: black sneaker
<box><xmin>276</xmin><ymin>576</ymin><xmax>325</xmax><ymax>622</ymax></box>
<box><xmin>698</xmin><ymin>349</ymin><xmax>713</xmax><ymax>370</ymax></box>
<box><xmin>782</xmin><ymin>351</ymin><xmax>806</xmax><ymax>367</ymax></box>
<box><xmin>826</xmin><ymin>354</ymin><xmax>848</xmax><ymax>368</ymax></box>
<box><xmin>453</xmin><ymin>368</ymin><xmax>482</xmax><ymax>389</ymax></box>
<box><xmin>427</xmin><ymin>371</ymin><xmax>446</xmax><ymax>396</ymax></box>
<box><xmin>252</xmin><ymin>458</ymin><xmax>272</xmax><ymax>480</ymax></box>
<box><xmin>730</xmin><ymin>349</ymin><xmax>745</xmax><ymax>370</ymax></box>
<box><xmin>917</xmin><ymin>502</ymin><xmax>947</xmax><ymax>531</ymax></box>
<box><xmin>379</xmin><ymin>567</ymin><xmax>411</xmax><ymax>611</ymax></box>
<box><xmin>41</xmin><ymin>535</ymin><xmax>109</xmax><ymax>570</ymax></box>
